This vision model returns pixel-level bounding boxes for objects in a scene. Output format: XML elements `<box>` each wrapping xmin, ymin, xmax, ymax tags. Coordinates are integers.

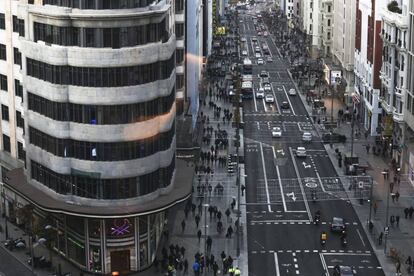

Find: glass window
<box><xmin>3</xmin><ymin>134</ymin><xmax>10</xmax><ymax>153</ymax></box>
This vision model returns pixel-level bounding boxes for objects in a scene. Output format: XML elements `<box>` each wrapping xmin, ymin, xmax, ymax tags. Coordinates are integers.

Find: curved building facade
<box><xmin>0</xmin><ymin>0</ymin><xmax>192</xmax><ymax>274</ymax></box>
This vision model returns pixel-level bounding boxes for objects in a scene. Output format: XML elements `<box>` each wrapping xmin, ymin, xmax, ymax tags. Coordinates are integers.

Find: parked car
<box><xmin>257</xmin><ymin>58</ymin><xmax>264</xmax><ymax>65</ymax></box>
<box><xmin>295</xmin><ymin>147</ymin><xmax>307</xmax><ymax>157</ymax></box>
<box><xmin>288</xmin><ymin>88</ymin><xmax>297</xmax><ymax>96</ymax></box>
<box><xmin>256</xmin><ymin>88</ymin><xmax>265</xmax><ymax>99</ymax></box>
<box><xmin>302</xmin><ymin>132</ymin><xmax>312</xmax><ymax>142</ymax></box>
<box><xmin>266</xmin><ymin>56</ymin><xmax>273</xmax><ymax>62</ymax></box>
<box><xmin>281</xmin><ymin>101</ymin><xmax>290</xmax><ymax>109</ymax></box>
<box><xmin>259</xmin><ymin>70</ymin><xmax>269</xmax><ymax>78</ymax></box>
<box><xmin>264</xmin><ymin>83</ymin><xmax>272</xmax><ymax>91</ymax></box>
<box><xmin>272</xmin><ymin>127</ymin><xmax>282</xmax><ymax>137</ymax></box>
<box><xmin>322</xmin><ymin>132</ymin><xmax>347</xmax><ymax>143</ymax></box>
<box><xmin>265</xmin><ymin>94</ymin><xmax>275</xmax><ymax>103</ymax></box>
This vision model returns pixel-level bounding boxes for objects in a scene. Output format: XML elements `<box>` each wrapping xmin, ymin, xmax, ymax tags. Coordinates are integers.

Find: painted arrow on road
<box><xmin>286</xmin><ymin>192</ymin><xmax>297</xmax><ymax>201</ymax></box>
<box><xmin>302</xmin><ymin>162</ymin><xmax>311</xmax><ymax>169</ymax></box>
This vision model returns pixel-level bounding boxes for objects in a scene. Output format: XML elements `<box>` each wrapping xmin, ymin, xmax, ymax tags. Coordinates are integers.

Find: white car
<box><xmin>242</xmin><ymin>50</ymin><xmax>248</xmax><ymax>56</ymax></box>
<box><xmin>296</xmin><ymin>147</ymin><xmax>307</xmax><ymax>157</ymax></box>
<box><xmin>288</xmin><ymin>88</ymin><xmax>297</xmax><ymax>96</ymax></box>
<box><xmin>265</xmin><ymin>94</ymin><xmax>274</xmax><ymax>103</ymax></box>
<box><xmin>272</xmin><ymin>127</ymin><xmax>282</xmax><ymax>138</ymax></box>
<box><xmin>257</xmin><ymin>58</ymin><xmax>264</xmax><ymax>65</ymax></box>
<box><xmin>264</xmin><ymin>83</ymin><xmax>272</xmax><ymax>91</ymax></box>
<box><xmin>255</xmin><ymin>46</ymin><xmax>261</xmax><ymax>52</ymax></box>
<box><xmin>266</xmin><ymin>56</ymin><xmax>273</xmax><ymax>62</ymax></box>
<box><xmin>302</xmin><ymin>132</ymin><xmax>312</xmax><ymax>142</ymax></box>
<box><xmin>264</xmin><ymin>31</ymin><xmax>269</xmax><ymax>37</ymax></box>
<box><xmin>241</xmin><ymin>37</ymin><xmax>247</xmax><ymax>42</ymax></box>
<box><xmin>255</xmin><ymin>52</ymin><xmax>261</xmax><ymax>58</ymax></box>
<box><xmin>256</xmin><ymin>88</ymin><xmax>265</xmax><ymax>99</ymax></box>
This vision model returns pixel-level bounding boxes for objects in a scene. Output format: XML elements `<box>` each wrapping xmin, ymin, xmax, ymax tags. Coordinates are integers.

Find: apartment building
<box><xmin>176</xmin><ymin>0</ymin><xmax>186</xmax><ymax>114</ymax></box>
<box><xmin>0</xmin><ymin>0</ymin><xmax>192</xmax><ymax>274</ymax></box>
<box><xmin>354</xmin><ymin>0</ymin><xmax>386</xmax><ymax>136</ymax></box>
<box><xmin>320</xmin><ymin>0</ymin><xmax>333</xmax><ymax>57</ymax></box>
<box><xmin>404</xmin><ymin>0</ymin><xmax>414</xmax><ymax>183</ymax></box>
<box><xmin>379</xmin><ymin>0</ymin><xmax>409</xmax><ymax>165</ymax></box>
<box><xmin>332</xmin><ymin>0</ymin><xmax>357</xmax><ymax>105</ymax></box>
<box><xmin>300</xmin><ymin>0</ymin><xmax>322</xmax><ymax>54</ymax></box>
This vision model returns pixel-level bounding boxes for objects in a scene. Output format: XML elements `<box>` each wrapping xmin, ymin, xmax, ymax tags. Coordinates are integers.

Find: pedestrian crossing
<box><xmin>248</xmin><ymin>221</ymin><xmax>360</xmax><ymax>226</ymax></box>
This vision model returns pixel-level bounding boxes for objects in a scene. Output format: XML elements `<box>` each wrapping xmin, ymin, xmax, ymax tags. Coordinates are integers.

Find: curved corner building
<box><xmin>0</xmin><ymin>0</ymin><xmax>191</xmax><ymax>274</ymax></box>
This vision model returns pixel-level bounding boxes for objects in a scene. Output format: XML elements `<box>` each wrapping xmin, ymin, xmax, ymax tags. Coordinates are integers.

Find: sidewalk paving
<box><xmin>294</xmin><ymin>75</ymin><xmax>414</xmax><ymax>276</ymax></box>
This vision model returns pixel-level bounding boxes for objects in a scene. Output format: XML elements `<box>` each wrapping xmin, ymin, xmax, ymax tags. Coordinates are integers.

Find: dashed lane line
<box><xmin>251</xmin><ymin>250</ymin><xmax>374</xmax><ymax>255</ymax></box>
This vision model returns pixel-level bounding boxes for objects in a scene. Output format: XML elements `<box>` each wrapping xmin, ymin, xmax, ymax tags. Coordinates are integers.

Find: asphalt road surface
<box><xmin>0</xmin><ymin>246</ymin><xmax>34</xmax><ymax>276</ymax></box>
<box><xmin>240</xmin><ymin>7</ymin><xmax>385</xmax><ymax>276</ymax></box>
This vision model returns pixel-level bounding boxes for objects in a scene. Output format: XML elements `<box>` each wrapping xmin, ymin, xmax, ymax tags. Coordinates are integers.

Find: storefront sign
<box><xmin>110</xmin><ymin>219</ymin><xmax>131</xmax><ymax>236</ymax></box>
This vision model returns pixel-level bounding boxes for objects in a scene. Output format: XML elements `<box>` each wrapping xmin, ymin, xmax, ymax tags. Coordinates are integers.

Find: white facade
<box><xmin>332</xmin><ymin>0</ymin><xmax>357</xmax><ymax>104</ymax></box>
<box><xmin>403</xmin><ymin>0</ymin><xmax>414</xmax><ymax>180</ymax></box>
<box><xmin>320</xmin><ymin>0</ymin><xmax>333</xmax><ymax>56</ymax></box>
<box><xmin>354</xmin><ymin>0</ymin><xmax>386</xmax><ymax>135</ymax></box>
<box><xmin>301</xmin><ymin>0</ymin><xmax>322</xmax><ymax>49</ymax></box>
<box><xmin>187</xmin><ymin>0</ymin><xmax>204</xmax><ymax>127</ymax></box>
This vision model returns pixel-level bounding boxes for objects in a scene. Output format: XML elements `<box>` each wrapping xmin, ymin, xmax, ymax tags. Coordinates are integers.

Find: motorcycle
<box><xmin>314</xmin><ymin>215</ymin><xmax>320</xmax><ymax>225</ymax></box>
<box><xmin>341</xmin><ymin>236</ymin><xmax>347</xmax><ymax>247</ymax></box>
<box><xmin>5</xmin><ymin>238</ymin><xmax>26</xmax><ymax>250</ymax></box>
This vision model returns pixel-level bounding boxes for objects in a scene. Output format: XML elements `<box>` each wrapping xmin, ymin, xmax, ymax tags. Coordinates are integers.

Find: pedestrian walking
<box><xmin>391</xmin><ymin>193</ymin><xmax>396</xmax><ymax>203</ymax></box>
<box><xmin>197</xmin><ymin>229</ymin><xmax>202</xmax><ymax>243</ymax></box>
<box><xmin>378</xmin><ymin>232</ymin><xmax>383</xmax><ymax>245</ymax></box>
<box><xmin>365</xmin><ymin>144</ymin><xmax>370</xmax><ymax>154</ymax></box>
<box><xmin>404</xmin><ymin>207</ymin><xmax>409</xmax><ymax>219</ymax></box>
<box><xmin>395</xmin><ymin>191</ymin><xmax>400</xmax><ymax>202</ymax></box>
<box><xmin>225</xmin><ymin>208</ymin><xmax>231</xmax><ymax>222</ymax></box>
<box><xmin>390</xmin><ymin>181</ymin><xmax>394</xmax><ymax>193</ymax></box>
<box><xmin>396</xmin><ymin>259</ymin><xmax>402</xmax><ymax>275</ymax></box>
<box><xmin>409</xmin><ymin>206</ymin><xmax>414</xmax><ymax>219</ymax></box>
<box><xmin>192</xmin><ymin>261</ymin><xmax>200</xmax><ymax>276</ymax></box>
<box><xmin>405</xmin><ymin>256</ymin><xmax>412</xmax><ymax>273</ymax></box>
<box><xmin>206</xmin><ymin>236</ymin><xmax>212</xmax><ymax>252</ymax></box>
<box><xmin>195</xmin><ymin>214</ymin><xmax>201</xmax><ymax>228</ymax></box>
<box><xmin>183</xmin><ymin>259</ymin><xmax>188</xmax><ymax>274</ymax></box>
<box><xmin>212</xmin><ymin>261</ymin><xmax>219</xmax><ymax>276</ymax></box>
<box><xmin>226</xmin><ymin>225</ymin><xmax>234</xmax><ymax>238</ymax></box>
<box><xmin>241</xmin><ymin>184</ymin><xmax>246</xmax><ymax>196</ymax></box>
<box><xmin>181</xmin><ymin>219</ymin><xmax>186</xmax><ymax>233</ymax></box>
<box><xmin>396</xmin><ymin>215</ymin><xmax>400</xmax><ymax>227</ymax></box>
<box><xmin>373</xmin><ymin>201</ymin><xmax>378</xmax><ymax>215</ymax></box>
<box><xmin>390</xmin><ymin>215</ymin><xmax>395</xmax><ymax>227</ymax></box>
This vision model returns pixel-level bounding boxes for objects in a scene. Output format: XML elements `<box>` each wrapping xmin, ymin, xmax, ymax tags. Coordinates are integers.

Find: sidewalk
<box><xmin>294</xmin><ymin>76</ymin><xmax>414</xmax><ymax>275</ymax></box>
<box><xmin>0</xmin><ymin>216</ymin><xmax>81</xmax><ymax>276</ymax></box>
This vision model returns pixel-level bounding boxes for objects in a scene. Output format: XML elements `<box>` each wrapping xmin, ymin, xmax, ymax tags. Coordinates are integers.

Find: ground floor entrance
<box><xmin>110</xmin><ymin>250</ymin><xmax>130</xmax><ymax>273</ymax></box>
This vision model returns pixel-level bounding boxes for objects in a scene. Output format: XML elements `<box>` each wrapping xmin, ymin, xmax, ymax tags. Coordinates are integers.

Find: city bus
<box><xmin>241</xmin><ymin>81</ymin><xmax>253</xmax><ymax>99</ymax></box>
<box><xmin>243</xmin><ymin>58</ymin><xmax>253</xmax><ymax>74</ymax></box>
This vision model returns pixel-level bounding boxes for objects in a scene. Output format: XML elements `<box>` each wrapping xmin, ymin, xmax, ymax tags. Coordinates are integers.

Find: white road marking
<box><xmin>273</xmin><ymin>146</ymin><xmax>287</xmax><ymax>212</ymax></box>
<box><xmin>319</xmin><ymin>253</ymin><xmax>329</xmax><ymax>276</ymax></box>
<box><xmin>260</xmin><ymin>142</ymin><xmax>272</xmax><ymax>212</ymax></box>
<box><xmin>270</xmin><ymin>83</ymin><xmax>281</xmax><ymax>114</ymax></box>
<box><xmin>253</xmin><ymin>83</ymin><xmax>258</xmax><ymax>112</ymax></box>
<box><xmin>263</xmin><ymin>98</ymin><xmax>268</xmax><ymax>112</ymax></box>
<box><xmin>274</xmin><ymin>252</ymin><xmax>281</xmax><ymax>276</ymax></box>
<box><xmin>257</xmin><ymin>121</ymin><xmax>260</xmax><ymax>130</ymax></box>
<box><xmin>297</xmin><ymin>122</ymin><xmax>302</xmax><ymax>132</ymax></box>
<box><xmin>289</xmin><ymin>147</ymin><xmax>312</xmax><ymax>220</ymax></box>
<box><xmin>356</xmin><ymin>229</ymin><xmax>366</xmax><ymax>247</ymax></box>
<box><xmin>316</xmin><ymin>172</ymin><xmax>326</xmax><ymax>192</ymax></box>
<box><xmin>282</xmin><ymin>85</ymin><xmax>296</xmax><ymax>115</ymax></box>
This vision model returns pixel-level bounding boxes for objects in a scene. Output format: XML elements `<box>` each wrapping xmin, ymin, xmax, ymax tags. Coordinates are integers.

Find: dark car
<box><xmin>330</xmin><ymin>217</ymin><xmax>346</xmax><ymax>232</ymax></box>
<box><xmin>333</xmin><ymin>265</ymin><xmax>355</xmax><ymax>276</ymax></box>
<box><xmin>281</xmin><ymin>101</ymin><xmax>290</xmax><ymax>109</ymax></box>
<box><xmin>322</xmin><ymin>132</ymin><xmax>347</xmax><ymax>143</ymax></box>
